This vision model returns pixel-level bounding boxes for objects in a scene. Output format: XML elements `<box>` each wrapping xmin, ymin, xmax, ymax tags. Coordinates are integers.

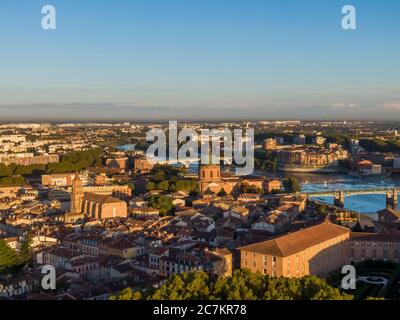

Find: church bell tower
<box><xmin>70</xmin><ymin>173</ymin><xmax>83</xmax><ymax>214</ymax></box>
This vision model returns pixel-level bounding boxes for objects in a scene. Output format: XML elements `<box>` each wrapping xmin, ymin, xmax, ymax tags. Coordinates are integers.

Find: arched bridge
<box><xmin>305</xmin><ymin>188</ymin><xmax>398</xmax><ymax>197</ymax></box>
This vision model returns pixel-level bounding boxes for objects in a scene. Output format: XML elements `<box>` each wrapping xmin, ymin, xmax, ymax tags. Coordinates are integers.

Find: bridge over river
<box><xmin>305</xmin><ymin>188</ymin><xmax>399</xmax><ymax>197</ymax></box>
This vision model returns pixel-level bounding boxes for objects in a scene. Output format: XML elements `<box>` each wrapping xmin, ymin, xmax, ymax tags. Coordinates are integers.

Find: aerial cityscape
<box><xmin>0</xmin><ymin>120</ymin><xmax>400</xmax><ymax>301</ymax></box>
<box><xmin>1</xmin><ymin>0</ymin><xmax>400</xmax><ymax>307</ymax></box>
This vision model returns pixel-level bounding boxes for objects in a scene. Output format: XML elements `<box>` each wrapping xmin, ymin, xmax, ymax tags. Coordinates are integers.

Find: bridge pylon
<box><xmin>386</xmin><ymin>189</ymin><xmax>398</xmax><ymax>210</ymax></box>
<box><xmin>334</xmin><ymin>191</ymin><xmax>345</xmax><ymax>208</ymax></box>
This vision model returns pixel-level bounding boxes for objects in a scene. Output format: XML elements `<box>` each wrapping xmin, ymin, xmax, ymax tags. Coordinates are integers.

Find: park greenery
<box><xmin>254</xmin><ymin>150</ymin><xmax>278</xmax><ymax>172</ymax></box>
<box><xmin>145</xmin><ymin>164</ymin><xmax>199</xmax><ymax>194</ymax></box>
<box><xmin>0</xmin><ymin>149</ymin><xmax>103</xmax><ymax>185</ymax></box>
<box><xmin>110</xmin><ymin>269</ymin><xmax>353</xmax><ymax>300</ymax></box>
<box><xmin>0</xmin><ymin>175</ymin><xmax>26</xmax><ymax>186</ymax></box>
<box><xmin>359</xmin><ymin>138</ymin><xmax>400</xmax><ymax>153</ymax></box>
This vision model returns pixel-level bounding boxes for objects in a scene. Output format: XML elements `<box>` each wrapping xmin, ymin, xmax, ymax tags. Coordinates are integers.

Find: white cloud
<box><xmin>330</xmin><ymin>102</ymin><xmax>359</xmax><ymax>109</ymax></box>
<box><xmin>381</xmin><ymin>102</ymin><xmax>400</xmax><ymax>111</ymax></box>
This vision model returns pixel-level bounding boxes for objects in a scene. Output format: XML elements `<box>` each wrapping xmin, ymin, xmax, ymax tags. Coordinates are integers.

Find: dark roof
<box><xmin>350</xmin><ymin>232</ymin><xmax>400</xmax><ymax>242</ymax></box>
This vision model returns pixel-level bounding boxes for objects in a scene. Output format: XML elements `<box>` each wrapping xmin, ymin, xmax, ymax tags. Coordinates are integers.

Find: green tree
<box><xmin>157</xmin><ymin>181</ymin><xmax>170</xmax><ymax>191</ymax></box>
<box><xmin>283</xmin><ymin>177</ymin><xmax>301</xmax><ymax>193</ymax></box>
<box><xmin>46</xmin><ymin>148</ymin><xmax>103</xmax><ymax>174</ymax></box>
<box><xmin>111</xmin><ymin>269</ymin><xmax>353</xmax><ymax>301</ymax></box>
<box><xmin>148</xmin><ymin>194</ymin><xmax>174</xmax><ymax>216</ymax></box>
<box><xmin>254</xmin><ymin>150</ymin><xmax>278</xmax><ymax>172</ymax></box>
<box><xmin>218</xmin><ymin>189</ymin><xmax>227</xmax><ymax>197</ymax></box>
<box><xmin>0</xmin><ymin>175</ymin><xmax>25</xmax><ymax>186</ymax></box>
<box><xmin>241</xmin><ymin>183</ymin><xmax>262</xmax><ymax>194</ymax></box>
<box><xmin>0</xmin><ymin>239</ymin><xmax>20</xmax><ymax>274</ymax></box>
<box><xmin>110</xmin><ymin>288</ymin><xmax>142</xmax><ymax>300</ymax></box>
<box><xmin>146</xmin><ymin>181</ymin><xmax>156</xmax><ymax>192</ymax></box>
<box><xmin>0</xmin><ymin>164</ymin><xmax>12</xmax><ymax>178</ymax></box>
<box><xmin>318</xmin><ymin>205</ymin><xmax>328</xmax><ymax>215</ymax></box>
<box><xmin>149</xmin><ymin>272</ymin><xmax>210</xmax><ymax>300</ymax></box>
<box><xmin>19</xmin><ymin>232</ymin><xmax>33</xmax><ymax>266</ymax></box>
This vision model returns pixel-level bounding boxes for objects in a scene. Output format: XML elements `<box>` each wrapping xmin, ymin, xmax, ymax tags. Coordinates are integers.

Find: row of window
<box><xmin>350</xmin><ymin>249</ymin><xmax>400</xmax><ymax>259</ymax></box>
<box><xmin>351</xmin><ymin>241</ymin><xmax>400</xmax><ymax>247</ymax></box>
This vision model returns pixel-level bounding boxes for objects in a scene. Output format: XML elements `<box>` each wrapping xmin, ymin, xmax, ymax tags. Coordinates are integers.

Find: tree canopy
<box><xmin>0</xmin><ymin>148</ymin><xmax>103</xmax><ymax>179</ymax></box>
<box><xmin>359</xmin><ymin>139</ymin><xmax>400</xmax><ymax>153</ymax></box>
<box><xmin>283</xmin><ymin>177</ymin><xmax>301</xmax><ymax>193</ymax></box>
<box><xmin>148</xmin><ymin>194</ymin><xmax>174</xmax><ymax>216</ymax></box>
<box><xmin>0</xmin><ymin>239</ymin><xmax>21</xmax><ymax>274</ymax></box>
<box><xmin>110</xmin><ymin>269</ymin><xmax>353</xmax><ymax>300</ymax></box>
<box><xmin>0</xmin><ymin>232</ymin><xmax>34</xmax><ymax>275</ymax></box>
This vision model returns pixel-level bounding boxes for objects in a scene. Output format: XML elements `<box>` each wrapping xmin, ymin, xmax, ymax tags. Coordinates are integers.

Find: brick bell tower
<box><xmin>199</xmin><ymin>164</ymin><xmax>221</xmax><ymax>182</ymax></box>
<box><xmin>70</xmin><ymin>172</ymin><xmax>84</xmax><ymax>214</ymax></box>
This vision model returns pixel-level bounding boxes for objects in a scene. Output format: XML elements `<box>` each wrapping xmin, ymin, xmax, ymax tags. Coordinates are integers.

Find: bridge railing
<box><xmin>305</xmin><ymin>188</ymin><xmax>398</xmax><ymax>196</ymax></box>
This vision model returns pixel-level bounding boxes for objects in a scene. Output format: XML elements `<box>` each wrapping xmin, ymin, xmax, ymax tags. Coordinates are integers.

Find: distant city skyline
<box><xmin>1</xmin><ymin>0</ymin><xmax>400</xmax><ymax>121</ymax></box>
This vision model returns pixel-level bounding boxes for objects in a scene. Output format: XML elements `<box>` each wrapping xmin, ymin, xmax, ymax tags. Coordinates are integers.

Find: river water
<box><xmin>285</xmin><ymin>173</ymin><xmax>400</xmax><ymax>217</ymax></box>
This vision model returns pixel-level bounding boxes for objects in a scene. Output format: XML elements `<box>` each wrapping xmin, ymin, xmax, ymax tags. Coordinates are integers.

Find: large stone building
<box><xmin>198</xmin><ymin>164</ymin><xmax>283</xmax><ymax>196</ymax></box>
<box><xmin>81</xmin><ymin>193</ymin><xmax>128</xmax><ymax>220</ymax></box>
<box><xmin>42</xmin><ymin>172</ymin><xmax>96</xmax><ymax>187</ymax></box>
<box><xmin>42</xmin><ymin>173</ymin><xmax>76</xmax><ymax>187</ymax></box>
<box><xmin>0</xmin><ymin>154</ymin><xmax>59</xmax><ymax>166</ymax></box>
<box><xmin>239</xmin><ymin>222</ymin><xmax>350</xmax><ymax>278</ymax></box>
<box><xmin>277</xmin><ymin>147</ymin><xmax>348</xmax><ymax>172</ymax></box>
<box><xmin>48</xmin><ymin>184</ymin><xmax>131</xmax><ymax>201</ymax></box>
<box><xmin>133</xmin><ymin>156</ymin><xmax>155</xmax><ymax>173</ymax></box>
<box><xmin>349</xmin><ymin>233</ymin><xmax>400</xmax><ymax>263</ymax></box>
<box><xmin>263</xmin><ymin>138</ymin><xmax>277</xmax><ymax>151</ymax></box>
<box><xmin>105</xmin><ymin>157</ymin><xmax>129</xmax><ymax>170</ymax></box>
<box><xmin>65</xmin><ymin>175</ymin><xmax>128</xmax><ymax>222</ymax></box>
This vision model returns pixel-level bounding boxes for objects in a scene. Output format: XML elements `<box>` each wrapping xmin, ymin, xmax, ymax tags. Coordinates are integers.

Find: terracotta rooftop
<box><xmin>238</xmin><ymin>222</ymin><xmax>350</xmax><ymax>257</ymax></box>
<box><xmin>83</xmin><ymin>192</ymin><xmax>123</xmax><ymax>205</ymax></box>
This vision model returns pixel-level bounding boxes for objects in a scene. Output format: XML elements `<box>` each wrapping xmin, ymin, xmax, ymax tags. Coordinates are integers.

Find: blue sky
<box><xmin>0</xmin><ymin>0</ymin><xmax>400</xmax><ymax>121</ymax></box>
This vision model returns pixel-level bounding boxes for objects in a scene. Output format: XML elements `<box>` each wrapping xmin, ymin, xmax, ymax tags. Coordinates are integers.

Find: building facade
<box><xmin>239</xmin><ymin>222</ymin><xmax>350</xmax><ymax>278</ymax></box>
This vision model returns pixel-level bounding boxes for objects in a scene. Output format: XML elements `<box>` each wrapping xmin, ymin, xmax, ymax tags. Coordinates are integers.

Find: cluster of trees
<box><xmin>0</xmin><ymin>164</ymin><xmax>46</xmax><ymax>178</ymax></box>
<box><xmin>150</xmin><ymin>165</ymin><xmax>185</xmax><ymax>180</ymax></box>
<box><xmin>283</xmin><ymin>177</ymin><xmax>301</xmax><ymax>193</ymax></box>
<box><xmin>148</xmin><ymin>194</ymin><xmax>174</xmax><ymax>216</ymax></box>
<box><xmin>241</xmin><ymin>183</ymin><xmax>262</xmax><ymax>194</ymax></box>
<box><xmin>146</xmin><ymin>179</ymin><xmax>199</xmax><ymax>194</ymax></box>
<box><xmin>46</xmin><ymin>149</ymin><xmax>103</xmax><ymax>174</ymax></box>
<box><xmin>254</xmin><ymin>150</ymin><xmax>278</xmax><ymax>172</ymax></box>
<box><xmin>0</xmin><ymin>233</ymin><xmax>32</xmax><ymax>274</ymax></box>
<box><xmin>0</xmin><ymin>175</ymin><xmax>26</xmax><ymax>186</ymax></box>
<box><xmin>145</xmin><ymin>164</ymin><xmax>198</xmax><ymax>194</ymax></box>
<box><xmin>110</xmin><ymin>269</ymin><xmax>352</xmax><ymax>300</ymax></box>
<box><xmin>0</xmin><ymin>149</ymin><xmax>103</xmax><ymax>182</ymax></box>
<box><xmin>324</xmin><ymin>134</ymin><xmax>351</xmax><ymax>149</ymax></box>
<box><xmin>359</xmin><ymin>139</ymin><xmax>400</xmax><ymax>153</ymax></box>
